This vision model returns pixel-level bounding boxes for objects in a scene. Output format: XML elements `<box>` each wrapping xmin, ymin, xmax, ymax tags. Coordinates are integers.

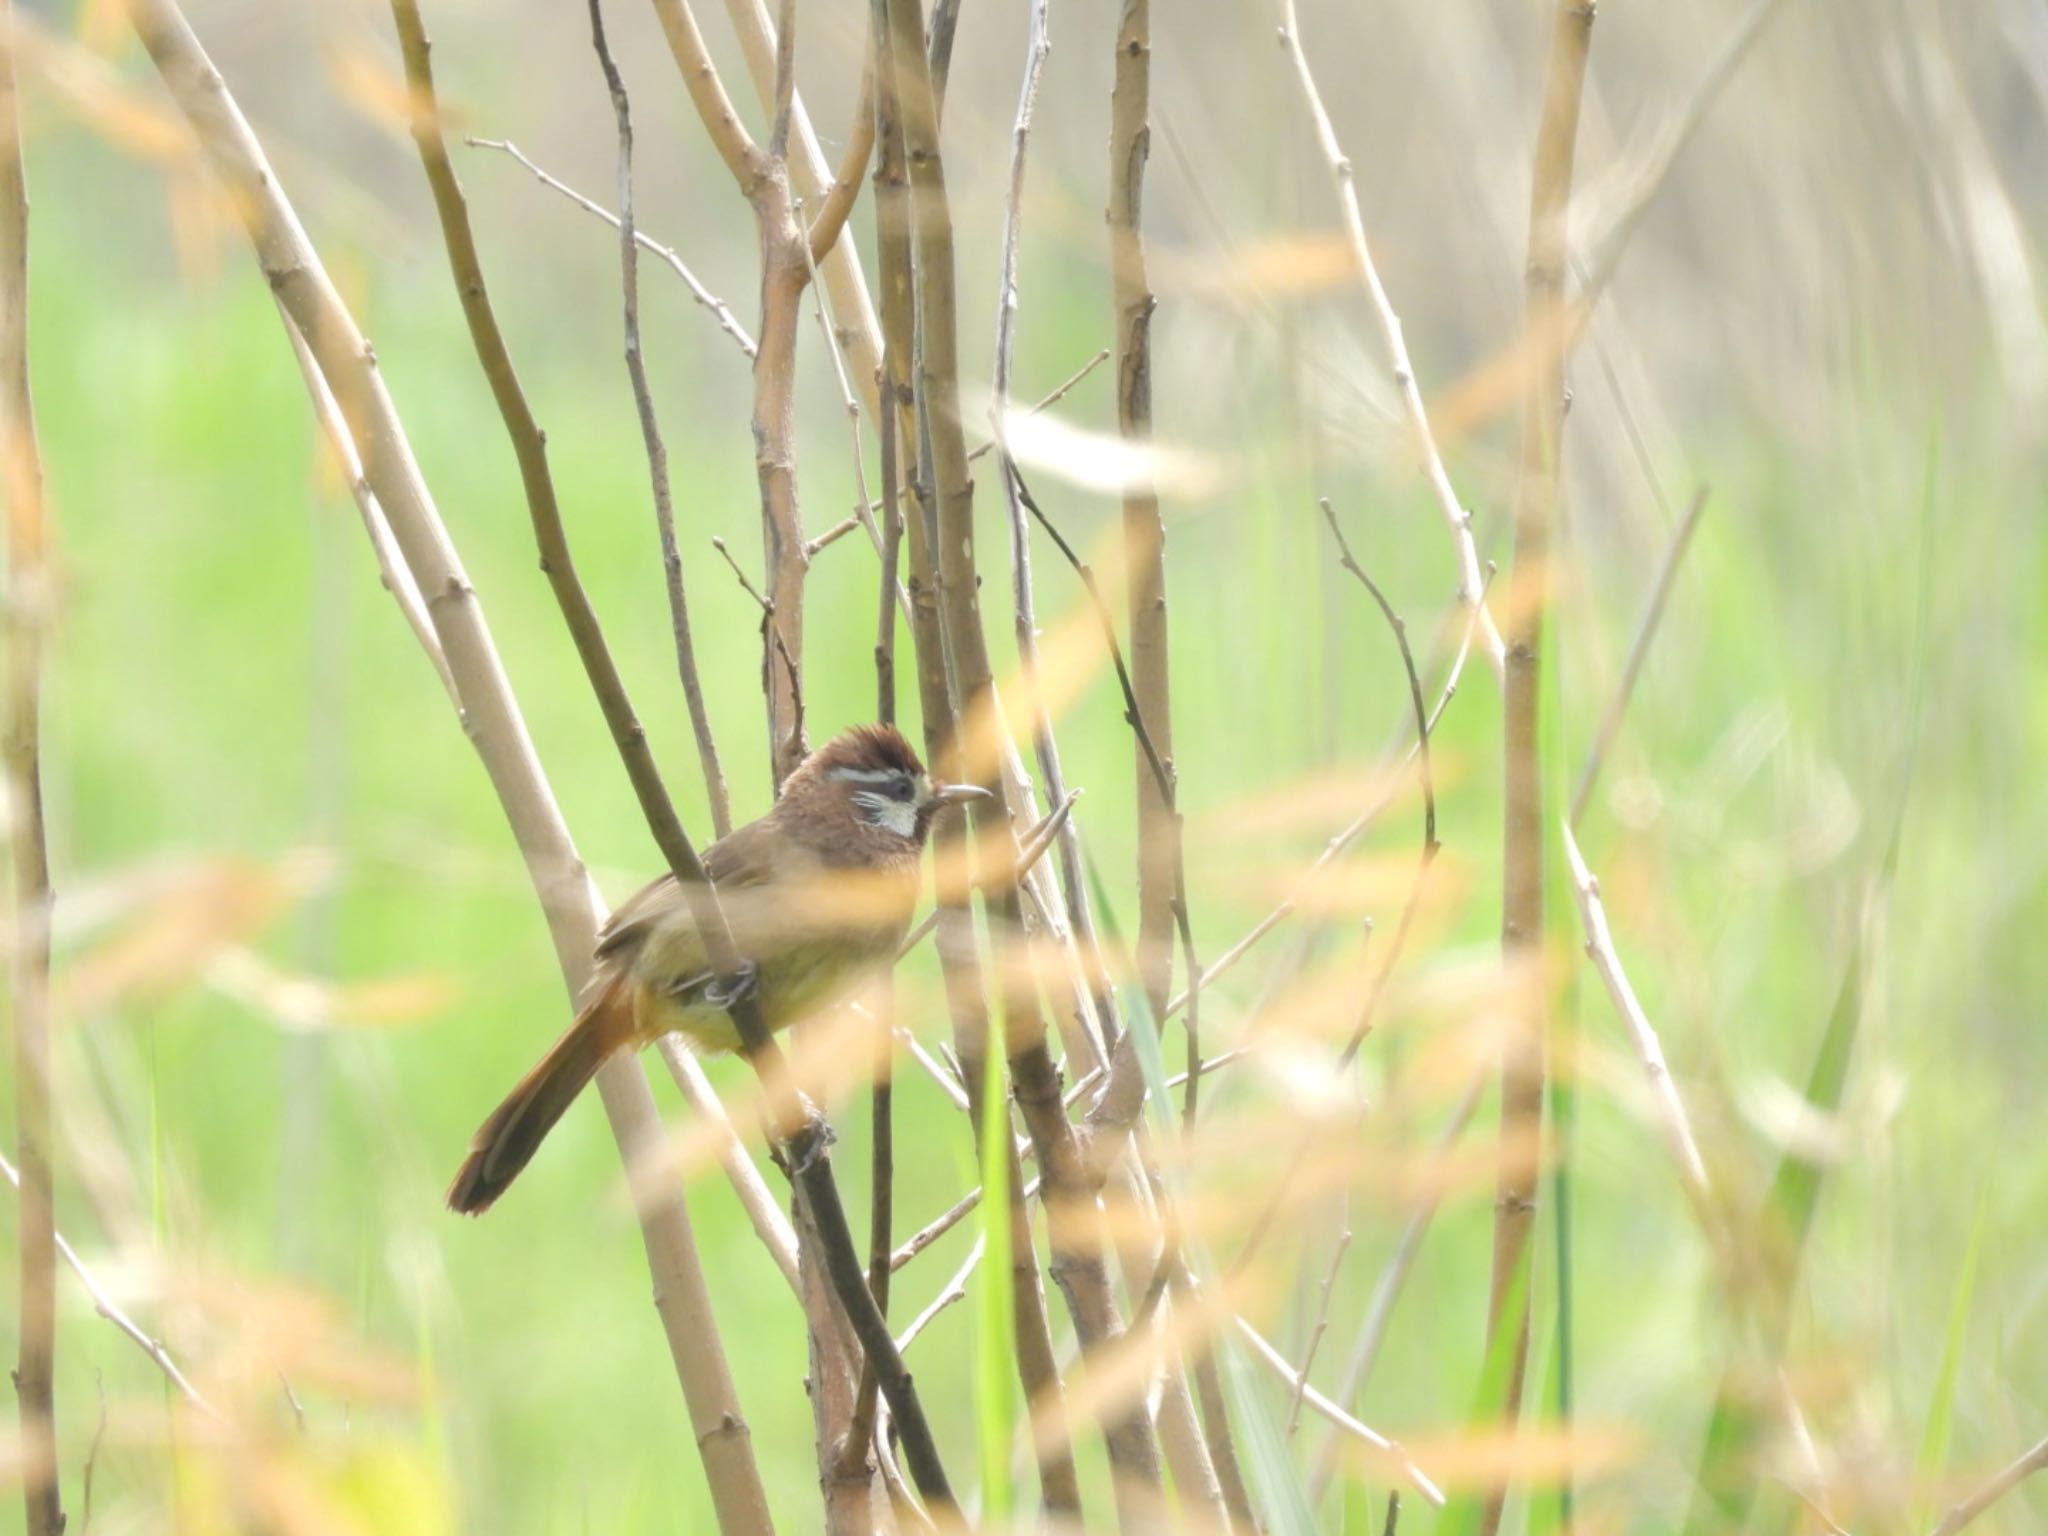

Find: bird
<box><xmin>446</xmin><ymin>723</ymin><xmax>987</xmax><ymax>1214</ymax></box>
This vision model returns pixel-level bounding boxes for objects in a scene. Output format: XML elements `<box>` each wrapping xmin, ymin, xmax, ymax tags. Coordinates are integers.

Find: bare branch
<box><xmin>990</xmin><ymin>0</ymin><xmax>1119</xmax><ymax>1066</ymax></box>
<box><xmin>805</xmin><ymin>48</ymin><xmax>875</xmax><ymax>267</ymax></box>
<box><xmin>1164</xmin><ymin>567</ymin><xmax>1491</xmax><ymax>1022</ymax></box>
<box><xmin>464</xmin><ymin>136</ymin><xmax>757</xmax><ymax>359</ymax></box>
<box><xmin>1287</xmin><ymin>1220</ymin><xmax>1352</xmax><ymax>1437</ymax></box>
<box><xmin>0</xmin><ymin>1152</ymin><xmax>219</xmax><ymax>1422</ymax></box>
<box><xmin>278</xmin><ymin>302</ymin><xmax>460</xmax><ymax>709</ymax></box>
<box><xmin>1230</xmin><ymin>1314</ymin><xmax>1444</xmax><ymax>1507</ymax></box>
<box><xmin>1274</xmin><ymin>0</ymin><xmax>1506</xmax><ymax>681</ymax></box>
<box><xmin>581</xmin><ymin>0</ymin><xmax>734</xmax><ymax>836</ymax></box>
<box><xmin>1561</xmin><ymin>825</ymin><xmax>1711</xmax><ymax>1198</ymax></box>
<box><xmin>895</xmin><ymin>1235</ymin><xmax>983</xmax><ymax>1351</ymax></box>
<box><xmin>128</xmin><ymin>4</ymin><xmax>778</xmax><ymax>1525</ymax></box>
<box><xmin>648</xmin><ymin>0</ymin><xmax>768</xmax><ymax>195</ymax></box>
<box><xmin>1931</xmin><ymin>1432</ymin><xmax>2048</xmax><ymax>1536</ymax></box>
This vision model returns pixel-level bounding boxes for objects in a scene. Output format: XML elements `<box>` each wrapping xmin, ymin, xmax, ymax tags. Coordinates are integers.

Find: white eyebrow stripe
<box><xmin>829</xmin><ymin>766</ymin><xmax>905</xmax><ymax>784</ymax></box>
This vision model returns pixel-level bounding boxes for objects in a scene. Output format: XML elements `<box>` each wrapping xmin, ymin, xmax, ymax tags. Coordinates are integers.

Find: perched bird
<box><xmin>447</xmin><ymin>723</ymin><xmax>986</xmax><ymax>1213</ymax></box>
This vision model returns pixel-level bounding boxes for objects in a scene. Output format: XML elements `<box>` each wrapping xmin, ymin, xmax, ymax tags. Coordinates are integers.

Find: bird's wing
<box><xmin>593</xmin><ymin>818</ymin><xmax>785</xmax><ymax>963</ymax></box>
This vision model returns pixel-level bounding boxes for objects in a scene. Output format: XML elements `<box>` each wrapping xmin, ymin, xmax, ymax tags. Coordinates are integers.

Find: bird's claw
<box><xmin>705</xmin><ymin>961</ymin><xmax>760</xmax><ymax>1011</ymax></box>
<box><xmin>788</xmin><ymin>1116</ymin><xmax>836</xmax><ymax>1176</ymax></box>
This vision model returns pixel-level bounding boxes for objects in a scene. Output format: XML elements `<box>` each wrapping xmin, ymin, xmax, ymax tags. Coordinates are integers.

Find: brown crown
<box><xmin>808</xmin><ymin>723</ymin><xmax>926</xmax><ymax>781</ymax></box>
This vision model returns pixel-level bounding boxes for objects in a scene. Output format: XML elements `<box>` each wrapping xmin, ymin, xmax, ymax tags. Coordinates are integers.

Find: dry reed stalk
<box><xmin>124</xmin><ymin>5</ymin><xmax>784</xmax><ymax>1526</ymax></box>
<box><xmin>865</xmin><ymin>6</ymin><xmax>1083</xmax><ymax>1515</ymax></box>
<box><xmin>0</xmin><ymin>12</ymin><xmax>60</xmax><ymax>1528</ymax></box>
<box><xmin>1485</xmin><ymin>4</ymin><xmax>1595</xmax><ymax>1534</ymax></box>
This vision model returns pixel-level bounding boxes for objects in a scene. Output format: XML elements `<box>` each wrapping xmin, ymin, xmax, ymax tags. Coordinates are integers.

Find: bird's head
<box><xmin>783</xmin><ymin>724</ymin><xmax>989</xmax><ymax>852</ymax></box>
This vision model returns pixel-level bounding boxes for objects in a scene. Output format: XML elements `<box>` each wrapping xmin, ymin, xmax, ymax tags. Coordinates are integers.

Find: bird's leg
<box><xmin>787</xmin><ymin>1113</ymin><xmax>837</xmax><ymax>1176</ymax></box>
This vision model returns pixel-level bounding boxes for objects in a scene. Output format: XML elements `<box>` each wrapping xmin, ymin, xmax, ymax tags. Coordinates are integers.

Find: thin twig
<box><xmin>971</xmin><ymin>348</ymin><xmax>1112</xmax><ymax>463</ymax></box>
<box><xmin>1009</xmin><ymin>464</ymin><xmax>1209</xmax><ymax>1124</ymax></box>
<box><xmin>653</xmin><ymin>1037</ymin><xmax>802</xmax><ymax>1294</ymax></box>
<box><xmin>1561</xmin><ymin>825</ymin><xmax>1711</xmax><ymax>1197</ymax></box>
<box><xmin>895</xmin><ymin>1234</ymin><xmax>984</xmax><ymax>1351</ymax></box>
<box><xmin>1230</xmin><ymin>1314</ymin><xmax>1444</xmax><ymax>1507</ymax></box>
<box><xmin>1930</xmin><ymin>1432</ymin><xmax>2048</xmax><ymax>1536</ymax></box>
<box><xmin>1275</xmin><ymin>0</ymin><xmax>1507</xmax><ymax>681</ymax></box>
<box><xmin>990</xmin><ymin>0</ymin><xmax>1118</xmax><ymax>1066</ymax></box>
<box><xmin>1308</xmin><ymin>1068</ymin><xmax>1487</xmax><ymax>1502</ymax></box>
<box><xmin>1569</xmin><ymin>484</ymin><xmax>1710</xmax><ymax>827</ymax></box>
<box><xmin>389</xmin><ymin>0</ymin><xmax>731</xmax><ymax>870</ymax></box>
<box><xmin>897</xmin><ymin>1029</ymin><xmax>971</xmax><ymax>1114</ymax></box>
<box><xmin>0</xmin><ymin>1152</ymin><xmax>219</xmax><ymax>1420</ymax></box>
<box><xmin>710</xmin><ymin>536</ymin><xmax>806</xmax><ymax>741</ymax></box>
<box><xmin>277</xmin><ymin>302</ymin><xmax>460</xmax><ymax>710</ymax></box>
<box><xmin>1287</xmin><ymin>1219</ymin><xmax>1352</xmax><ymax>1437</ymax></box>
<box><xmin>1164</xmin><ymin>568</ymin><xmax>1491</xmax><ymax>1022</ymax></box>
<box><xmin>464</xmin><ymin>136</ymin><xmax>757</xmax><ymax>359</ymax></box>
<box><xmin>803</xmin><ymin>514</ymin><xmax>861</xmax><ymax>559</ymax></box>
<box><xmin>581</xmin><ymin>0</ymin><xmax>734</xmax><ymax>835</ymax></box>
<box><xmin>1319</xmin><ymin>498</ymin><xmax>1437</xmax><ymax>853</ymax></box>
<box><xmin>896</xmin><ymin>791</ymin><xmax>1080</xmax><ymax>958</ymax></box>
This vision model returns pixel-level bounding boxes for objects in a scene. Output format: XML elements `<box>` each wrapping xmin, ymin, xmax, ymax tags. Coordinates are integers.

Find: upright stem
<box><xmin>1488</xmin><ymin>3</ymin><xmax>1593</xmax><ymax>1534</ymax></box>
<box><xmin>753</xmin><ymin>184</ymin><xmax>811</xmax><ymax>785</ymax></box>
<box><xmin>884</xmin><ymin>0</ymin><xmax>1166</xmax><ymax>1513</ymax></box>
<box><xmin>868</xmin><ymin>14</ymin><xmax>1083</xmax><ymax>1517</ymax></box>
<box><xmin>1109</xmin><ymin>0</ymin><xmax>1177</xmax><ymax>1029</ymax></box>
<box><xmin>992</xmin><ymin>0</ymin><xmax>1118</xmax><ymax>1051</ymax></box>
<box><xmin>0</xmin><ymin>14</ymin><xmax>58</xmax><ymax>1531</ymax></box>
<box><xmin>131</xmin><ymin>6</ymin><xmax>780</xmax><ymax>1528</ymax></box>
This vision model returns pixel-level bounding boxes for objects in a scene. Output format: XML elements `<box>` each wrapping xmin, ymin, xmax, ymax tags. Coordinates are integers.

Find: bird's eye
<box><xmin>888</xmin><ymin>776</ymin><xmax>916</xmax><ymax>802</ymax></box>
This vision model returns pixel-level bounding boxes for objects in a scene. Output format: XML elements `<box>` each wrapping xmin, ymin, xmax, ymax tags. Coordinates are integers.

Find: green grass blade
<box><xmin>1437</xmin><ymin>1240</ymin><xmax>1537</xmax><ymax>1536</ymax></box>
<box><xmin>1913</xmin><ymin>1173</ymin><xmax>1992</xmax><ymax>1526</ymax></box>
<box><xmin>1683</xmin><ymin>422</ymin><xmax>1940</xmax><ymax>1536</ymax></box>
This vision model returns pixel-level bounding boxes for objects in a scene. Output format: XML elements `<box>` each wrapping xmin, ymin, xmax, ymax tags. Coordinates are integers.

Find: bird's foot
<box><xmin>787</xmin><ymin>1114</ymin><xmax>836</xmax><ymax>1176</ymax></box>
<box><xmin>704</xmin><ymin>960</ymin><xmax>760</xmax><ymax>1012</ymax></box>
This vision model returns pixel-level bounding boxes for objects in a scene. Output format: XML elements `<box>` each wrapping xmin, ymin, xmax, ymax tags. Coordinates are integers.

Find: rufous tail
<box><xmin>446</xmin><ymin>975</ymin><xmax>636</xmax><ymax>1214</ymax></box>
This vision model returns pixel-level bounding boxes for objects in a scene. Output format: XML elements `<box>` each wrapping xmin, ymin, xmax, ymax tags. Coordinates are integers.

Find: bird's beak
<box><xmin>931</xmin><ymin>782</ymin><xmax>992</xmax><ymax>806</ymax></box>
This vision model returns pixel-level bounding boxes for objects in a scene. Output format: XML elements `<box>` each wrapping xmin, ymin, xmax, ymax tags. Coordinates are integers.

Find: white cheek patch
<box><xmin>853</xmin><ymin>791</ymin><xmax>920</xmax><ymax>838</ymax></box>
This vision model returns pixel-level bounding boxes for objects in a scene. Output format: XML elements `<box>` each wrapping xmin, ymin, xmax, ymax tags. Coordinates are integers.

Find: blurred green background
<box><xmin>3</xmin><ymin>0</ymin><xmax>2046</xmax><ymax>1531</ymax></box>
